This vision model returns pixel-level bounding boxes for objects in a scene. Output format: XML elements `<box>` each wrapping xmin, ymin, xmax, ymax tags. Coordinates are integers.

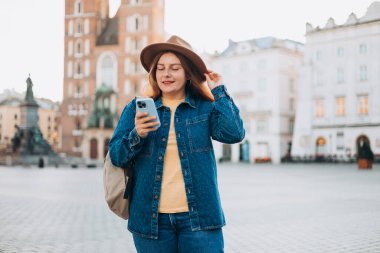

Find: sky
<box><xmin>0</xmin><ymin>0</ymin><xmax>375</xmax><ymax>102</ymax></box>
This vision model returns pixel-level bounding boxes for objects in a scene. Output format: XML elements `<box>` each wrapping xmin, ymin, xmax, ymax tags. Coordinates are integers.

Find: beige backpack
<box><xmin>103</xmin><ymin>152</ymin><xmax>134</xmax><ymax>220</ymax></box>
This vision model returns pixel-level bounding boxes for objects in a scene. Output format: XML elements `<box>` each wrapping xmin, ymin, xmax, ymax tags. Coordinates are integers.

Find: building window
<box><xmin>85</xmin><ymin>60</ymin><xmax>90</xmax><ymax>76</ymax></box>
<box><xmin>335</xmin><ymin>97</ymin><xmax>345</xmax><ymax>117</ymax></box>
<box><xmin>357</xmin><ymin>95</ymin><xmax>368</xmax><ymax>115</ymax></box>
<box><xmin>256</xmin><ymin>120</ymin><xmax>268</xmax><ymax>133</ymax></box>
<box><xmin>75</xmin><ymin>1</ymin><xmax>83</xmax><ymax>14</ymax></box>
<box><xmin>131</xmin><ymin>0</ymin><xmax>139</xmax><ymax>4</ymax></box>
<box><xmin>124</xmin><ymin>80</ymin><xmax>131</xmax><ymax>95</ymax></box>
<box><xmin>75</xmin><ymin>40</ymin><xmax>82</xmax><ymax>55</ymax></box>
<box><xmin>337</xmin><ymin>47</ymin><xmax>344</xmax><ymax>57</ymax></box>
<box><xmin>67</xmin><ymin>61</ymin><xmax>73</xmax><ymax>77</ymax></box>
<box><xmin>134</xmin><ymin>39</ymin><xmax>139</xmax><ymax>52</ymax></box>
<box><xmin>76</xmin><ymin>19</ymin><xmax>82</xmax><ymax>34</ymax></box>
<box><xmin>68</xmin><ymin>41</ymin><xmax>73</xmax><ymax>56</ymax></box>
<box><xmin>14</xmin><ymin>114</ymin><xmax>18</xmax><ymax>120</ymax></box>
<box><xmin>337</xmin><ymin>68</ymin><xmax>344</xmax><ymax>84</ymax></box>
<box><xmin>84</xmin><ymin>19</ymin><xmax>89</xmax><ymax>34</ymax></box>
<box><xmin>359</xmin><ymin>65</ymin><xmax>367</xmax><ymax>81</ymax></box>
<box><xmin>336</xmin><ymin>132</ymin><xmax>344</xmax><ymax>150</ymax></box>
<box><xmin>100</xmin><ymin>55</ymin><xmax>114</xmax><ymax>88</ymax></box>
<box><xmin>134</xmin><ymin>81</ymin><xmax>139</xmax><ymax>94</ymax></box>
<box><xmin>68</xmin><ymin>20</ymin><xmax>73</xmax><ymax>36</ymax></box>
<box><xmin>359</xmin><ymin>44</ymin><xmax>367</xmax><ymax>54</ymax></box>
<box><xmin>84</xmin><ymin>39</ymin><xmax>90</xmax><ymax>55</ymax></box>
<box><xmin>315</xmin><ymin>99</ymin><xmax>325</xmax><ymax>118</ymax></box>
<box><xmin>76</xmin><ymin>62</ymin><xmax>82</xmax><ymax>75</ymax></box>
<box><xmin>135</xmin><ymin>17</ymin><xmax>140</xmax><ymax>31</ymax></box>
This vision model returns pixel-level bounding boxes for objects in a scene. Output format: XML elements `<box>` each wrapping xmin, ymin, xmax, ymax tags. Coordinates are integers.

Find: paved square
<box><xmin>0</xmin><ymin>163</ymin><xmax>380</xmax><ymax>253</ymax></box>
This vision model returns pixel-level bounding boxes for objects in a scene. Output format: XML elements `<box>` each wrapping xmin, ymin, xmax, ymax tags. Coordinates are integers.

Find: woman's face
<box><xmin>155</xmin><ymin>52</ymin><xmax>187</xmax><ymax>99</ymax></box>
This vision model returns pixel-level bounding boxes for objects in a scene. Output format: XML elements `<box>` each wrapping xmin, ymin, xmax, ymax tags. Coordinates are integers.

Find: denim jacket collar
<box><xmin>155</xmin><ymin>85</ymin><xmax>196</xmax><ymax>109</ymax></box>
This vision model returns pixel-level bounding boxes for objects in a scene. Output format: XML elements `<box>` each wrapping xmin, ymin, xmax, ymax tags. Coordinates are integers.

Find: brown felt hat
<box><xmin>140</xmin><ymin>35</ymin><xmax>208</xmax><ymax>79</ymax></box>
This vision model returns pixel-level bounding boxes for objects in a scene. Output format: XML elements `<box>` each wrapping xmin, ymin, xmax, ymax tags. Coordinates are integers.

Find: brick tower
<box><xmin>61</xmin><ymin>0</ymin><xmax>165</xmax><ymax>157</ymax></box>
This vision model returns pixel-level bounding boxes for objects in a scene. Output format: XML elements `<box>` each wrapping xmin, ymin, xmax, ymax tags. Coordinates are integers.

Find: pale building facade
<box><xmin>210</xmin><ymin>37</ymin><xmax>304</xmax><ymax>164</ymax></box>
<box><xmin>292</xmin><ymin>2</ymin><xmax>380</xmax><ymax>160</ymax></box>
<box><xmin>62</xmin><ymin>0</ymin><xmax>165</xmax><ymax>159</ymax></box>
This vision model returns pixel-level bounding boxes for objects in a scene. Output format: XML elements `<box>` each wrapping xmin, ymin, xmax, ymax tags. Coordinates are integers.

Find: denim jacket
<box><xmin>109</xmin><ymin>85</ymin><xmax>245</xmax><ymax>239</ymax></box>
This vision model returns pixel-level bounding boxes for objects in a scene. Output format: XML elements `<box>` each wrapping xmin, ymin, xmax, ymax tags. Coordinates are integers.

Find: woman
<box><xmin>109</xmin><ymin>35</ymin><xmax>245</xmax><ymax>253</ymax></box>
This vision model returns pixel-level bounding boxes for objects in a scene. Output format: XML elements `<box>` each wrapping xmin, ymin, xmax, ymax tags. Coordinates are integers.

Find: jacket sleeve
<box><xmin>109</xmin><ymin>98</ymin><xmax>146</xmax><ymax>168</ymax></box>
<box><xmin>210</xmin><ymin>85</ymin><xmax>245</xmax><ymax>144</ymax></box>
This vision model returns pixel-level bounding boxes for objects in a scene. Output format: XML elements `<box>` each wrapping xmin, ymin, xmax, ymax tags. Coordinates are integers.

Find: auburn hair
<box><xmin>143</xmin><ymin>51</ymin><xmax>214</xmax><ymax>102</ymax></box>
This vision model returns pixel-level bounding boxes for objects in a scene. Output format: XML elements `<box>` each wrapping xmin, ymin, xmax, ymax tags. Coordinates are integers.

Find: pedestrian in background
<box><xmin>357</xmin><ymin>140</ymin><xmax>374</xmax><ymax>169</ymax></box>
<box><xmin>109</xmin><ymin>35</ymin><xmax>245</xmax><ymax>253</ymax></box>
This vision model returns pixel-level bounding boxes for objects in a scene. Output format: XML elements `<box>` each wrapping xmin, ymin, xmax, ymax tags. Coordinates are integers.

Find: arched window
<box><xmin>135</xmin><ymin>17</ymin><xmax>139</xmax><ymax>31</ymax></box>
<box><xmin>75</xmin><ymin>0</ymin><xmax>83</xmax><ymax>14</ymax></box>
<box><xmin>100</xmin><ymin>55</ymin><xmax>113</xmax><ymax>87</ymax></box>
<box><xmin>76</xmin><ymin>19</ymin><xmax>82</xmax><ymax>34</ymax></box>
<box><xmin>75</xmin><ymin>40</ymin><xmax>82</xmax><ymax>55</ymax></box>
<box><xmin>75</xmin><ymin>118</ymin><xmax>81</xmax><ymax>130</ymax></box>
<box><xmin>97</xmin><ymin>52</ymin><xmax>117</xmax><ymax>91</ymax></box>
<box><xmin>76</xmin><ymin>62</ymin><xmax>82</xmax><ymax>75</ymax></box>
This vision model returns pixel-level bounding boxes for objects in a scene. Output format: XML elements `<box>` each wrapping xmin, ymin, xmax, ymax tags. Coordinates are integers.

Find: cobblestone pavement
<box><xmin>0</xmin><ymin>163</ymin><xmax>380</xmax><ymax>253</ymax></box>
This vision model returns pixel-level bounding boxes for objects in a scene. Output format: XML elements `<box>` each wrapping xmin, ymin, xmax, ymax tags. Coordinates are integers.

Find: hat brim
<box><xmin>140</xmin><ymin>43</ymin><xmax>207</xmax><ymax>81</ymax></box>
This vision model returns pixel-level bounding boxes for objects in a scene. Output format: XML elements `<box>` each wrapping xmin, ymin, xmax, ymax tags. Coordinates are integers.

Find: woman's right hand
<box><xmin>135</xmin><ymin>112</ymin><xmax>160</xmax><ymax>138</ymax></box>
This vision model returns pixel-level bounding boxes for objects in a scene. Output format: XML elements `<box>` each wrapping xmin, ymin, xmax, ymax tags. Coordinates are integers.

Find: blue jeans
<box><xmin>132</xmin><ymin>212</ymin><xmax>224</xmax><ymax>253</ymax></box>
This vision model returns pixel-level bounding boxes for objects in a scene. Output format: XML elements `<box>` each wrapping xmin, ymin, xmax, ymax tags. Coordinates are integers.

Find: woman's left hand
<box><xmin>204</xmin><ymin>70</ymin><xmax>223</xmax><ymax>90</ymax></box>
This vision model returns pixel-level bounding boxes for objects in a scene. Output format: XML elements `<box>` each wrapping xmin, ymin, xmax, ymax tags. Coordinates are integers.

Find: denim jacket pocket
<box><xmin>139</xmin><ymin>131</ymin><xmax>156</xmax><ymax>157</ymax></box>
<box><xmin>186</xmin><ymin>114</ymin><xmax>212</xmax><ymax>153</ymax></box>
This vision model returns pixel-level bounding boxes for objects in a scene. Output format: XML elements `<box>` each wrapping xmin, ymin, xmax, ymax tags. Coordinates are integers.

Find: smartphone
<box><xmin>136</xmin><ymin>97</ymin><xmax>161</xmax><ymax>129</ymax></box>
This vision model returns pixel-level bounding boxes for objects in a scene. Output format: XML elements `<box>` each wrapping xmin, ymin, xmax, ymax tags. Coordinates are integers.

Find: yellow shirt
<box><xmin>158</xmin><ymin>97</ymin><xmax>189</xmax><ymax>213</ymax></box>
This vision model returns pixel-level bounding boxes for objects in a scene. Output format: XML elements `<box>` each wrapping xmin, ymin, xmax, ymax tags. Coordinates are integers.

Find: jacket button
<box><xmin>158</xmin><ymin>156</ymin><xmax>162</xmax><ymax>160</ymax></box>
<box><xmin>162</xmin><ymin>138</ymin><xmax>166</xmax><ymax>142</ymax></box>
<box><xmin>154</xmin><ymin>195</ymin><xmax>158</xmax><ymax>199</ymax></box>
<box><xmin>152</xmin><ymin>213</ymin><xmax>156</xmax><ymax>218</ymax></box>
<box><xmin>181</xmin><ymin>152</ymin><xmax>184</xmax><ymax>157</ymax></box>
<box><xmin>156</xmin><ymin>175</ymin><xmax>161</xmax><ymax>180</ymax></box>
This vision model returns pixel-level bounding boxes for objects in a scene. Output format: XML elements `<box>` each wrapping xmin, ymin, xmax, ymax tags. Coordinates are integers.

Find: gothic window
<box><xmin>98</xmin><ymin>54</ymin><xmax>116</xmax><ymax>90</ymax></box>
<box><xmin>124</xmin><ymin>80</ymin><xmax>131</xmax><ymax>94</ymax></box>
<box><xmin>135</xmin><ymin>17</ymin><xmax>139</xmax><ymax>31</ymax></box>
<box><xmin>84</xmin><ymin>19</ymin><xmax>89</xmax><ymax>34</ymax></box>
<box><xmin>68</xmin><ymin>20</ymin><xmax>73</xmax><ymax>36</ymax></box>
<box><xmin>76</xmin><ymin>19</ymin><xmax>82</xmax><ymax>34</ymax></box>
<box><xmin>68</xmin><ymin>61</ymin><xmax>73</xmax><ymax>77</ymax></box>
<box><xmin>76</xmin><ymin>62</ymin><xmax>82</xmax><ymax>75</ymax></box>
<box><xmin>84</xmin><ymin>39</ymin><xmax>90</xmax><ymax>55</ymax></box>
<box><xmin>75</xmin><ymin>119</ymin><xmax>81</xmax><ymax>130</ymax></box>
<box><xmin>76</xmin><ymin>40</ymin><xmax>82</xmax><ymax>55</ymax></box>
<box><xmin>75</xmin><ymin>1</ymin><xmax>83</xmax><ymax>14</ymax></box>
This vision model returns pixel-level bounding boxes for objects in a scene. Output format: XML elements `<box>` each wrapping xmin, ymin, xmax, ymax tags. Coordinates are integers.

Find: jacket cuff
<box><xmin>211</xmin><ymin>85</ymin><xmax>230</xmax><ymax>100</ymax></box>
<box><xmin>126</xmin><ymin>128</ymin><xmax>144</xmax><ymax>147</ymax></box>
